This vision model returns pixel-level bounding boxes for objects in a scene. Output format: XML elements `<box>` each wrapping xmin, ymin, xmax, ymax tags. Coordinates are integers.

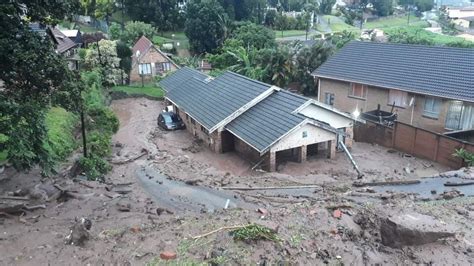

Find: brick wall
<box><xmin>234</xmin><ymin>137</ymin><xmax>261</xmax><ymax>164</ymax></box>
<box><xmin>130</xmin><ymin>47</ymin><xmax>178</xmax><ymax>83</ymax></box>
<box><xmin>319</xmin><ymin>78</ymin><xmax>450</xmax><ymax>133</ymax></box>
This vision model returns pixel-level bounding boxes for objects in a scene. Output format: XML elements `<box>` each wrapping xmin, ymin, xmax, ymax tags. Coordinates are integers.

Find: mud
<box><xmin>0</xmin><ymin>98</ymin><xmax>473</xmax><ymax>265</ymax></box>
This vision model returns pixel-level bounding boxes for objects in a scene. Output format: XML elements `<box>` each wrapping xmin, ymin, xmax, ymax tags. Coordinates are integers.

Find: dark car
<box><xmin>157</xmin><ymin>112</ymin><xmax>185</xmax><ymax>130</ymax></box>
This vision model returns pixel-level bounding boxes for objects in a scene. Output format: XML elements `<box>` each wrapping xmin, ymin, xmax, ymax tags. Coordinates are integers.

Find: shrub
<box><xmin>87</xmin><ymin>107</ymin><xmax>119</xmax><ymax>134</ymax></box>
<box><xmin>87</xmin><ymin>131</ymin><xmax>112</xmax><ymax>157</ymax></box>
<box><xmin>78</xmin><ymin>155</ymin><xmax>111</xmax><ymax>181</ymax></box>
<box><xmin>453</xmin><ymin>148</ymin><xmax>474</xmax><ymax>166</ymax></box>
<box><xmin>45</xmin><ymin>107</ymin><xmax>78</xmax><ymax>161</ymax></box>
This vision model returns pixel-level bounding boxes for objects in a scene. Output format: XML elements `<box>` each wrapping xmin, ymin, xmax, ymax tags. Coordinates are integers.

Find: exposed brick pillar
<box><xmin>345</xmin><ymin>127</ymin><xmax>354</xmax><ymax>149</ymax></box>
<box><xmin>215</xmin><ymin>131</ymin><xmax>223</xmax><ymax>153</ymax></box>
<box><xmin>297</xmin><ymin>145</ymin><xmax>307</xmax><ymax>163</ymax></box>
<box><xmin>268</xmin><ymin>151</ymin><xmax>276</xmax><ymax>172</ymax></box>
<box><xmin>327</xmin><ymin>140</ymin><xmax>336</xmax><ymax>159</ymax></box>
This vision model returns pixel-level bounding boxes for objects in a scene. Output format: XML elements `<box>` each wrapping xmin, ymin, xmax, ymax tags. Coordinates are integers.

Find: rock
<box><xmin>28</xmin><ymin>184</ymin><xmax>49</xmax><ymax>201</ymax></box>
<box><xmin>160</xmin><ymin>251</ymin><xmax>177</xmax><ymax>260</ymax></box>
<box><xmin>65</xmin><ymin>217</ymin><xmax>92</xmax><ymax>246</ymax></box>
<box><xmin>257</xmin><ymin>208</ymin><xmax>268</xmax><ymax>215</ymax></box>
<box><xmin>130</xmin><ymin>226</ymin><xmax>141</xmax><ymax>233</ymax></box>
<box><xmin>333</xmin><ymin>209</ymin><xmax>342</xmax><ymax>219</ymax></box>
<box><xmin>116</xmin><ymin>199</ymin><xmax>131</xmax><ymax>212</ymax></box>
<box><xmin>380</xmin><ymin>213</ymin><xmax>456</xmax><ymax>248</ymax></box>
<box><xmin>430</xmin><ymin>189</ymin><xmax>437</xmax><ymax>195</ymax></box>
<box><xmin>439</xmin><ymin>189</ymin><xmax>464</xmax><ymax>200</ymax></box>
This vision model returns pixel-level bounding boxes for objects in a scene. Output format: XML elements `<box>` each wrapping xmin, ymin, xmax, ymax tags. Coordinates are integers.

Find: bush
<box><xmin>78</xmin><ymin>155</ymin><xmax>111</xmax><ymax>181</ymax></box>
<box><xmin>87</xmin><ymin>131</ymin><xmax>112</xmax><ymax>157</ymax></box>
<box><xmin>87</xmin><ymin>107</ymin><xmax>119</xmax><ymax>134</ymax></box>
<box><xmin>45</xmin><ymin>107</ymin><xmax>78</xmax><ymax>161</ymax></box>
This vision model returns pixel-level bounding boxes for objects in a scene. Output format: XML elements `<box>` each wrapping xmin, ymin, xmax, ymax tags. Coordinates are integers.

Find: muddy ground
<box><xmin>0</xmin><ymin>98</ymin><xmax>473</xmax><ymax>265</ymax></box>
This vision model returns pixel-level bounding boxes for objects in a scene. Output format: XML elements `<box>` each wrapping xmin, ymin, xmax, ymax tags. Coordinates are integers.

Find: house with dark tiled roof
<box><xmin>130</xmin><ymin>36</ymin><xmax>178</xmax><ymax>83</ymax></box>
<box><xmin>50</xmin><ymin>28</ymin><xmax>80</xmax><ymax>70</ymax></box>
<box><xmin>312</xmin><ymin>41</ymin><xmax>474</xmax><ymax>133</ymax></box>
<box><xmin>159</xmin><ymin>67</ymin><xmax>359</xmax><ymax>171</ymax></box>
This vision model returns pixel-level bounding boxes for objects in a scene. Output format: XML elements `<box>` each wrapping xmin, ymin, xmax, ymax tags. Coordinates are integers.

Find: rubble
<box><xmin>438</xmin><ymin>189</ymin><xmax>464</xmax><ymax>200</ymax></box>
<box><xmin>380</xmin><ymin>213</ymin><xmax>456</xmax><ymax>248</ymax></box>
<box><xmin>65</xmin><ymin>217</ymin><xmax>92</xmax><ymax>246</ymax></box>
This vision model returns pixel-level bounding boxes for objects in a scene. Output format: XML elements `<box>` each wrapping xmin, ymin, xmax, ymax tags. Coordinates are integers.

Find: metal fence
<box><xmin>354</xmin><ymin>120</ymin><xmax>474</xmax><ymax>169</ymax></box>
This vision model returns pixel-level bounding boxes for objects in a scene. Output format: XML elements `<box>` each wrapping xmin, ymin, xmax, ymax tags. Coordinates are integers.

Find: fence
<box><xmin>354</xmin><ymin>120</ymin><xmax>474</xmax><ymax>169</ymax></box>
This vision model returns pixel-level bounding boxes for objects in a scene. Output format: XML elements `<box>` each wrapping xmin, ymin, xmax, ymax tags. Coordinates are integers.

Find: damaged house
<box><xmin>159</xmin><ymin>67</ymin><xmax>359</xmax><ymax>171</ymax></box>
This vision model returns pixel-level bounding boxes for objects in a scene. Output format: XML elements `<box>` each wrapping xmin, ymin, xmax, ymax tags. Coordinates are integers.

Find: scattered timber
<box><xmin>220</xmin><ymin>185</ymin><xmax>321</xmax><ymax>191</ymax></box>
<box><xmin>444</xmin><ymin>181</ymin><xmax>474</xmax><ymax>187</ymax></box>
<box><xmin>353</xmin><ymin>180</ymin><xmax>421</xmax><ymax>187</ymax></box>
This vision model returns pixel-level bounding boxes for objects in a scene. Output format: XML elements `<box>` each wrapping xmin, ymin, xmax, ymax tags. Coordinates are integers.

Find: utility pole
<box><xmin>80</xmin><ymin>109</ymin><xmax>88</xmax><ymax>157</ymax></box>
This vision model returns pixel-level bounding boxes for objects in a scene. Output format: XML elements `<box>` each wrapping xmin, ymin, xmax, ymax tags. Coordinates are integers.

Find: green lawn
<box><xmin>112</xmin><ymin>85</ymin><xmax>165</xmax><ymax>98</ymax></box>
<box><xmin>275</xmin><ymin>30</ymin><xmax>307</xmax><ymax>38</ymax></box>
<box><xmin>318</xmin><ymin>15</ymin><xmax>360</xmax><ymax>34</ymax></box>
<box><xmin>385</xmin><ymin>26</ymin><xmax>473</xmax><ymax>45</ymax></box>
<box><xmin>153</xmin><ymin>31</ymin><xmax>190</xmax><ymax>50</ymax></box>
<box><xmin>364</xmin><ymin>14</ymin><xmax>429</xmax><ymax>30</ymax></box>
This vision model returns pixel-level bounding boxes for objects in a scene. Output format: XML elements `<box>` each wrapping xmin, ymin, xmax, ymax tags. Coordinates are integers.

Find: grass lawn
<box><xmin>364</xmin><ymin>14</ymin><xmax>429</xmax><ymax>30</ymax></box>
<box><xmin>319</xmin><ymin>15</ymin><xmax>360</xmax><ymax>34</ymax></box>
<box><xmin>275</xmin><ymin>30</ymin><xmax>307</xmax><ymax>38</ymax></box>
<box><xmin>46</xmin><ymin>107</ymin><xmax>78</xmax><ymax>161</ymax></box>
<box><xmin>153</xmin><ymin>31</ymin><xmax>190</xmax><ymax>50</ymax></box>
<box><xmin>112</xmin><ymin>85</ymin><xmax>165</xmax><ymax>98</ymax></box>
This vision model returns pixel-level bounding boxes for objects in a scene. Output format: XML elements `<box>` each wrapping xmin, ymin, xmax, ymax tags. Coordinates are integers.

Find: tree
<box><xmin>264</xmin><ymin>9</ymin><xmax>278</xmax><ymax>28</ymax></box>
<box><xmin>294</xmin><ymin>41</ymin><xmax>334</xmax><ymax>94</ymax></box>
<box><xmin>319</xmin><ymin>0</ymin><xmax>336</xmax><ymax>15</ymax></box>
<box><xmin>185</xmin><ymin>0</ymin><xmax>228</xmax><ymax>54</ymax></box>
<box><xmin>122</xmin><ymin>21</ymin><xmax>156</xmax><ymax>45</ymax></box>
<box><xmin>84</xmin><ymin>40</ymin><xmax>123</xmax><ymax>86</ymax></box>
<box><xmin>124</xmin><ymin>0</ymin><xmax>183</xmax><ymax>31</ymax></box>
<box><xmin>218</xmin><ymin>0</ymin><xmax>266</xmax><ymax>22</ymax></box>
<box><xmin>0</xmin><ymin>0</ymin><xmax>82</xmax><ymax>173</ymax></box>
<box><xmin>95</xmin><ymin>0</ymin><xmax>115</xmax><ymax>25</ymax></box>
<box><xmin>116</xmin><ymin>41</ymin><xmax>132</xmax><ymax>84</ymax></box>
<box><xmin>227</xmin><ymin>46</ymin><xmax>263</xmax><ymax>80</ymax></box>
<box><xmin>255</xmin><ymin>46</ymin><xmax>295</xmax><ymax>88</ymax></box>
<box><xmin>275</xmin><ymin>13</ymin><xmax>289</xmax><ymax>37</ymax></box>
<box><xmin>372</xmin><ymin>0</ymin><xmax>393</xmax><ymax>17</ymax></box>
<box><xmin>232</xmin><ymin>22</ymin><xmax>276</xmax><ymax>50</ymax></box>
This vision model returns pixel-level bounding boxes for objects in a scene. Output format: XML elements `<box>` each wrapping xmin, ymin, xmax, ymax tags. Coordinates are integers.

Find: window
<box><xmin>349</xmin><ymin>83</ymin><xmax>367</xmax><ymax>99</ymax></box>
<box><xmin>423</xmin><ymin>97</ymin><xmax>441</xmax><ymax>119</ymax></box>
<box><xmin>162</xmin><ymin>62</ymin><xmax>171</xmax><ymax>72</ymax></box>
<box><xmin>445</xmin><ymin>101</ymin><xmax>474</xmax><ymax>130</ymax></box>
<box><xmin>388</xmin><ymin>89</ymin><xmax>409</xmax><ymax>108</ymax></box>
<box><xmin>302</xmin><ymin>131</ymin><xmax>308</xmax><ymax>138</ymax></box>
<box><xmin>325</xmin><ymin>93</ymin><xmax>335</xmax><ymax>106</ymax></box>
<box><xmin>138</xmin><ymin>63</ymin><xmax>152</xmax><ymax>75</ymax></box>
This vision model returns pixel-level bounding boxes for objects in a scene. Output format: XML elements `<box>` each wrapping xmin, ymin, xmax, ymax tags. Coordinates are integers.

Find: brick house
<box><xmin>312</xmin><ymin>41</ymin><xmax>474</xmax><ymax>133</ymax></box>
<box><xmin>159</xmin><ymin>67</ymin><xmax>360</xmax><ymax>171</ymax></box>
<box><xmin>50</xmin><ymin>28</ymin><xmax>80</xmax><ymax>70</ymax></box>
<box><xmin>130</xmin><ymin>36</ymin><xmax>178</xmax><ymax>83</ymax></box>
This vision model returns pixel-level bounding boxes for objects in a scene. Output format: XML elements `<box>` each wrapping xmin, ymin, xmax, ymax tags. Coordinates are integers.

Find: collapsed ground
<box><xmin>0</xmin><ymin>98</ymin><xmax>473</xmax><ymax>265</ymax></box>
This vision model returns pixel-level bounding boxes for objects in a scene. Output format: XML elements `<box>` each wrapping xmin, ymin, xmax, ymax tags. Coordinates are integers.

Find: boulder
<box><xmin>380</xmin><ymin>213</ymin><xmax>456</xmax><ymax>248</ymax></box>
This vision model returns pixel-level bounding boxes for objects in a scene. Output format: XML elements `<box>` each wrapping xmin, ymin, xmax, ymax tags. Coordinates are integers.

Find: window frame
<box><xmin>138</xmin><ymin>63</ymin><xmax>152</xmax><ymax>75</ymax></box>
<box><xmin>325</xmin><ymin>92</ymin><xmax>335</xmax><ymax>106</ymax></box>
<box><xmin>388</xmin><ymin>89</ymin><xmax>409</xmax><ymax>108</ymax></box>
<box><xmin>423</xmin><ymin>96</ymin><xmax>442</xmax><ymax>119</ymax></box>
<box><xmin>348</xmin><ymin>83</ymin><xmax>368</xmax><ymax>100</ymax></box>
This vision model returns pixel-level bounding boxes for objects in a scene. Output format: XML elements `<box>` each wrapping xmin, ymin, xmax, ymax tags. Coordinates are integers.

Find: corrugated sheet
<box><xmin>313</xmin><ymin>41</ymin><xmax>474</xmax><ymax>102</ymax></box>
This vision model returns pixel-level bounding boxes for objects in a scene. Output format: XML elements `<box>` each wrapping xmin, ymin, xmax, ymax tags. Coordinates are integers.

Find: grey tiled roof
<box><xmin>159</xmin><ymin>67</ymin><xmax>208</xmax><ymax>92</ymax></box>
<box><xmin>160</xmin><ymin>68</ymin><xmax>272</xmax><ymax>130</ymax></box>
<box><xmin>313</xmin><ymin>41</ymin><xmax>474</xmax><ymax>102</ymax></box>
<box><xmin>226</xmin><ymin>90</ymin><xmax>309</xmax><ymax>152</ymax></box>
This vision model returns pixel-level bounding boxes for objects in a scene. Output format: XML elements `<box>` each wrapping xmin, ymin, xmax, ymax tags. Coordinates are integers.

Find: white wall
<box><xmin>270</xmin><ymin>123</ymin><xmax>335</xmax><ymax>153</ymax></box>
<box><xmin>299</xmin><ymin>104</ymin><xmax>353</xmax><ymax>129</ymax></box>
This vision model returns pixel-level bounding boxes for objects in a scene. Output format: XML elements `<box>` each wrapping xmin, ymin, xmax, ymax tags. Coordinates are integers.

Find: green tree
<box><xmin>116</xmin><ymin>41</ymin><xmax>132</xmax><ymax>84</ymax></box>
<box><xmin>275</xmin><ymin>13</ymin><xmax>289</xmax><ymax>37</ymax></box>
<box><xmin>264</xmin><ymin>9</ymin><xmax>278</xmax><ymax>28</ymax></box>
<box><xmin>84</xmin><ymin>40</ymin><xmax>123</xmax><ymax>86</ymax></box>
<box><xmin>0</xmin><ymin>0</ymin><xmax>82</xmax><ymax>173</ymax></box>
<box><xmin>122</xmin><ymin>21</ymin><xmax>156</xmax><ymax>44</ymax></box>
<box><xmin>255</xmin><ymin>46</ymin><xmax>295</xmax><ymax>88</ymax></box>
<box><xmin>227</xmin><ymin>47</ymin><xmax>263</xmax><ymax>80</ymax></box>
<box><xmin>294</xmin><ymin>41</ymin><xmax>334</xmax><ymax>94</ymax></box>
<box><xmin>232</xmin><ymin>22</ymin><xmax>276</xmax><ymax>50</ymax></box>
<box><xmin>95</xmin><ymin>0</ymin><xmax>115</xmax><ymax>25</ymax></box>
<box><xmin>185</xmin><ymin>0</ymin><xmax>228</xmax><ymax>54</ymax></box>
<box><xmin>319</xmin><ymin>0</ymin><xmax>336</xmax><ymax>15</ymax></box>
<box><xmin>124</xmin><ymin>0</ymin><xmax>183</xmax><ymax>31</ymax></box>
<box><xmin>372</xmin><ymin>0</ymin><xmax>393</xmax><ymax>17</ymax></box>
